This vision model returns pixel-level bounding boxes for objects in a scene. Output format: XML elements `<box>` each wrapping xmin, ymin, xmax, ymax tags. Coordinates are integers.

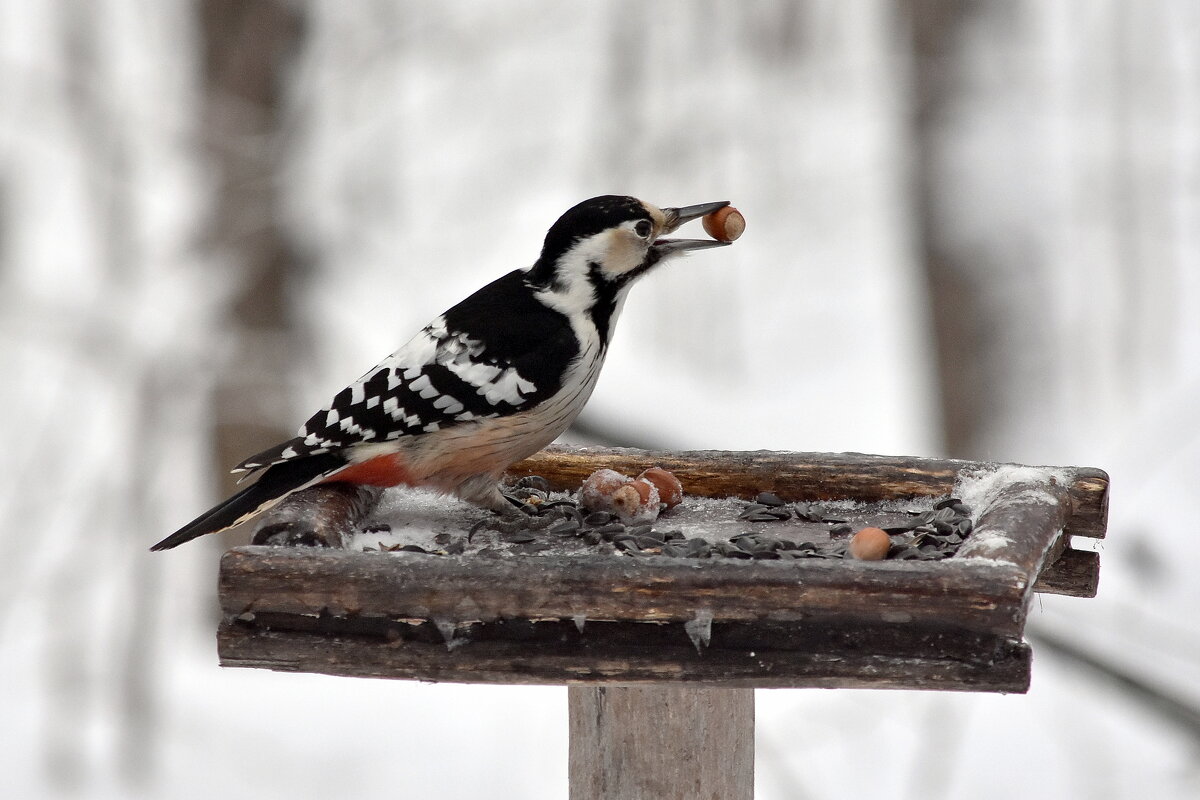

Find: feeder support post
<box><xmin>568</xmin><ymin>685</ymin><xmax>754</xmax><ymax>800</ymax></box>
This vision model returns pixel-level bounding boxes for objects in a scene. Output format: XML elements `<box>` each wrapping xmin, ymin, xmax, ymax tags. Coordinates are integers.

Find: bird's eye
<box><xmin>634</xmin><ymin>220</ymin><xmax>652</xmax><ymax>239</ymax></box>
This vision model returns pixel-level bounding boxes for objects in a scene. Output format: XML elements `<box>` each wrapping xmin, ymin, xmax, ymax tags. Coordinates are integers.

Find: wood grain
<box><xmin>217</xmin><ymin>618</ymin><xmax>1032</xmax><ymax>692</ymax></box>
<box><xmin>1033</xmin><ymin>548</ymin><xmax>1099</xmax><ymax>598</ymax></box>
<box><xmin>954</xmin><ymin>477</ymin><xmax>1072</xmax><ymax>613</ymax></box>
<box><xmin>220</xmin><ymin>547</ymin><xmax>1031</xmax><ymax>638</ymax></box>
<box><xmin>569</xmin><ymin>686</ymin><xmax>753</xmax><ymax>800</ymax></box>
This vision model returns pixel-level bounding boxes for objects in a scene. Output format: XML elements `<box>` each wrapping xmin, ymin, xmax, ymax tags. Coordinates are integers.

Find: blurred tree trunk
<box><xmin>199</xmin><ymin>0</ymin><xmax>308</xmax><ymax>543</ymax></box>
<box><xmin>904</xmin><ymin>0</ymin><xmax>982</xmax><ymax>458</ymax></box>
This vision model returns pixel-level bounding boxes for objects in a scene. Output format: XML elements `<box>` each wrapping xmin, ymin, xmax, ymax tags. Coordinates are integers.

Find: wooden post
<box><xmin>568</xmin><ymin>686</ymin><xmax>754</xmax><ymax>800</ymax></box>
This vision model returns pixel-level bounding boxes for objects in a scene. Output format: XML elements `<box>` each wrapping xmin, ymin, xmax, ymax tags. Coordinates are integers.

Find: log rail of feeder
<box><xmin>217</xmin><ymin>446</ymin><xmax>1108</xmax><ymax>693</ymax></box>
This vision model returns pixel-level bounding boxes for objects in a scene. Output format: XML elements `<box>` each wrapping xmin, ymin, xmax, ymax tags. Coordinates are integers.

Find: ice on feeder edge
<box><xmin>684</xmin><ymin>609</ymin><xmax>714</xmax><ymax>653</ymax></box>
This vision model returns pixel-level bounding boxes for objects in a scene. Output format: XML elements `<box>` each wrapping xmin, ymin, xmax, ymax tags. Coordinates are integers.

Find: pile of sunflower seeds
<box><xmin>878</xmin><ymin>498</ymin><xmax>974</xmax><ymax>560</ymax></box>
<box><xmin>733</xmin><ymin>492</ymin><xmax>974</xmax><ymax>561</ymax></box>
<box><xmin>364</xmin><ymin>478</ymin><xmax>975</xmax><ymax>562</ymax></box>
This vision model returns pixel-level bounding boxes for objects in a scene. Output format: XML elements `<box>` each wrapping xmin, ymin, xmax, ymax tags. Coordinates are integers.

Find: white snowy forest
<box><xmin>3</xmin><ymin>2</ymin><xmax>1199</xmax><ymax>798</ymax></box>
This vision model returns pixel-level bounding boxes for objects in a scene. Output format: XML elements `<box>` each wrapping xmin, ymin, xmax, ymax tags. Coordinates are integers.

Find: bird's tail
<box><xmin>151</xmin><ymin>453</ymin><xmax>347</xmax><ymax>551</ymax></box>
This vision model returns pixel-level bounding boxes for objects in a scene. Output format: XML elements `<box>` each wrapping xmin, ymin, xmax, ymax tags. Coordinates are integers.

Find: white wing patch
<box><xmin>482</xmin><ymin>370</ymin><xmax>537</xmax><ymax>406</ymax></box>
<box><xmin>239</xmin><ymin>310</ymin><xmax>549</xmax><ymax>473</ymax></box>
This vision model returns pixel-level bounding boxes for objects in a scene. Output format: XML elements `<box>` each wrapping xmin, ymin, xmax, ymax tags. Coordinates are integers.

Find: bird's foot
<box><xmin>467</xmin><ymin>476</ymin><xmax>581</xmax><ymax>542</ymax></box>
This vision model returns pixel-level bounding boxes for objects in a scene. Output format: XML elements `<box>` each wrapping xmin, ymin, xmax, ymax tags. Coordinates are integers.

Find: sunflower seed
<box><xmin>793</xmin><ymin>502</ymin><xmax>828</xmax><ymax>522</ymax></box>
<box><xmin>516</xmin><ymin>475</ymin><xmax>551</xmax><ymax>492</ymax></box>
<box><xmin>742</xmin><ymin>511</ymin><xmax>784</xmax><ymax>523</ymax></box>
<box><xmin>930</xmin><ymin>507</ymin><xmax>957</xmax><ymax>523</ymax></box>
<box><xmin>542</xmin><ymin>500</ymin><xmax>582</xmax><ymax>517</ymax></box>
<box><xmin>592</xmin><ymin>523</ymin><xmax>626</xmax><ymax>539</ymax></box>
<box><xmin>548</xmin><ymin>518</ymin><xmax>580</xmax><ymax>535</ymax></box>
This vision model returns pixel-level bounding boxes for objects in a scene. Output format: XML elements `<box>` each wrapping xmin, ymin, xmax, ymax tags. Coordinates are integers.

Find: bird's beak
<box><xmin>654</xmin><ymin>201</ymin><xmax>733</xmax><ymax>256</ymax></box>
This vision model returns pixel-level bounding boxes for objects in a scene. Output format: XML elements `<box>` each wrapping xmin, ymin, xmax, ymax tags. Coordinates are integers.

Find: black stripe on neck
<box><xmin>586</xmin><ymin>261</ymin><xmax>623</xmax><ymax>345</ymax></box>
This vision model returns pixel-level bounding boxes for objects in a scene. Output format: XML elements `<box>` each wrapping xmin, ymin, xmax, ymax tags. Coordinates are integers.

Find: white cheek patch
<box><xmin>603</xmin><ymin>233</ymin><xmax>645</xmax><ymax>277</ymax></box>
<box><xmin>551</xmin><ymin>227</ymin><xmax>648</xmax><ymax>286</ymax></box>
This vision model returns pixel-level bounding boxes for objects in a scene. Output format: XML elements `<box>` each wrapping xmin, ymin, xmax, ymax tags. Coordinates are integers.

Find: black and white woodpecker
<box><xmin>152</xmin><ymin>195</ymin><xmax>733</xmax><ymax>551</ymax></box>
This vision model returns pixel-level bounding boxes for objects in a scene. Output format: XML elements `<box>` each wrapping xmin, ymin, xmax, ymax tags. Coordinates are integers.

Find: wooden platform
<box><xmin>217</xmin><ymin>446</ymin><xmax>1108</xmax><ymax>694</ymax></box>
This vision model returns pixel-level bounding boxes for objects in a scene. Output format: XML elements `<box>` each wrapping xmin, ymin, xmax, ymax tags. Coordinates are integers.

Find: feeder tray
<box><xmin>217</xmin><ymin>446</ymin><xmax>1108</xmax><ymax>694</ymax></box>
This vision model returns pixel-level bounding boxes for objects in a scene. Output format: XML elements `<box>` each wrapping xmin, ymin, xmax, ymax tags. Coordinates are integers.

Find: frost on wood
<box><xmin>684</xmin><ymin>610</ymin><xmax>714</xmax><ymax>653</ymax></box>
<box><xmin>953</xmin><ymin>465</ymin><xmax>1071</xmax><ymax>564</ymax></box>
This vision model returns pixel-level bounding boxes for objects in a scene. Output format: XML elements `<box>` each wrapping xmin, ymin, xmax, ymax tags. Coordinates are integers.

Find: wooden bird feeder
<box><xmin>216</xmin><ymin>446</ymin><xmax>1109</xmax><ymax>798</ymax></box>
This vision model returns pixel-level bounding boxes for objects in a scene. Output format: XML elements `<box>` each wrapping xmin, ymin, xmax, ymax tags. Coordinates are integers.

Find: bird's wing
<box><xmin>233</xmin><ymin>270</ymin><xmax>579</xmax><ymax>474</ymax></box>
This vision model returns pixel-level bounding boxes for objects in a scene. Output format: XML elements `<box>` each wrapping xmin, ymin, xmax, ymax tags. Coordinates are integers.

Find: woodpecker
<box><xmin>152</xmin><ymin>195</ymin><xmax>732</xmax><ymax>551</ymax></box>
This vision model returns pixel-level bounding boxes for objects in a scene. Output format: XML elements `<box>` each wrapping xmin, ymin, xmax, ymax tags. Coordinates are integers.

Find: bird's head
<box><xmin>527</xmin><ymin>195</ymin><xmax>732</xmax><ymax>341</ymax></box>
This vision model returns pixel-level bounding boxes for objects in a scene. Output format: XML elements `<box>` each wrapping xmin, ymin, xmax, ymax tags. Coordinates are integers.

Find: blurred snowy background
<box><xmin>2</xmin><ymin>1</ymin><xmax>1198</xmax><ymax>798</ymax></box>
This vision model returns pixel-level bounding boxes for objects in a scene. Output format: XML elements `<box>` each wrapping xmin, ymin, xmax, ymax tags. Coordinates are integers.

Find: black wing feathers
<box><xmin>150</xmin><ymin>453</ymin><xmax>347</xmax><ymax>550</ymax></box>
<box><xmin>232</xmin><ymin>270</ymin><xmax>580</xmax><ymax>473</ymax></box>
